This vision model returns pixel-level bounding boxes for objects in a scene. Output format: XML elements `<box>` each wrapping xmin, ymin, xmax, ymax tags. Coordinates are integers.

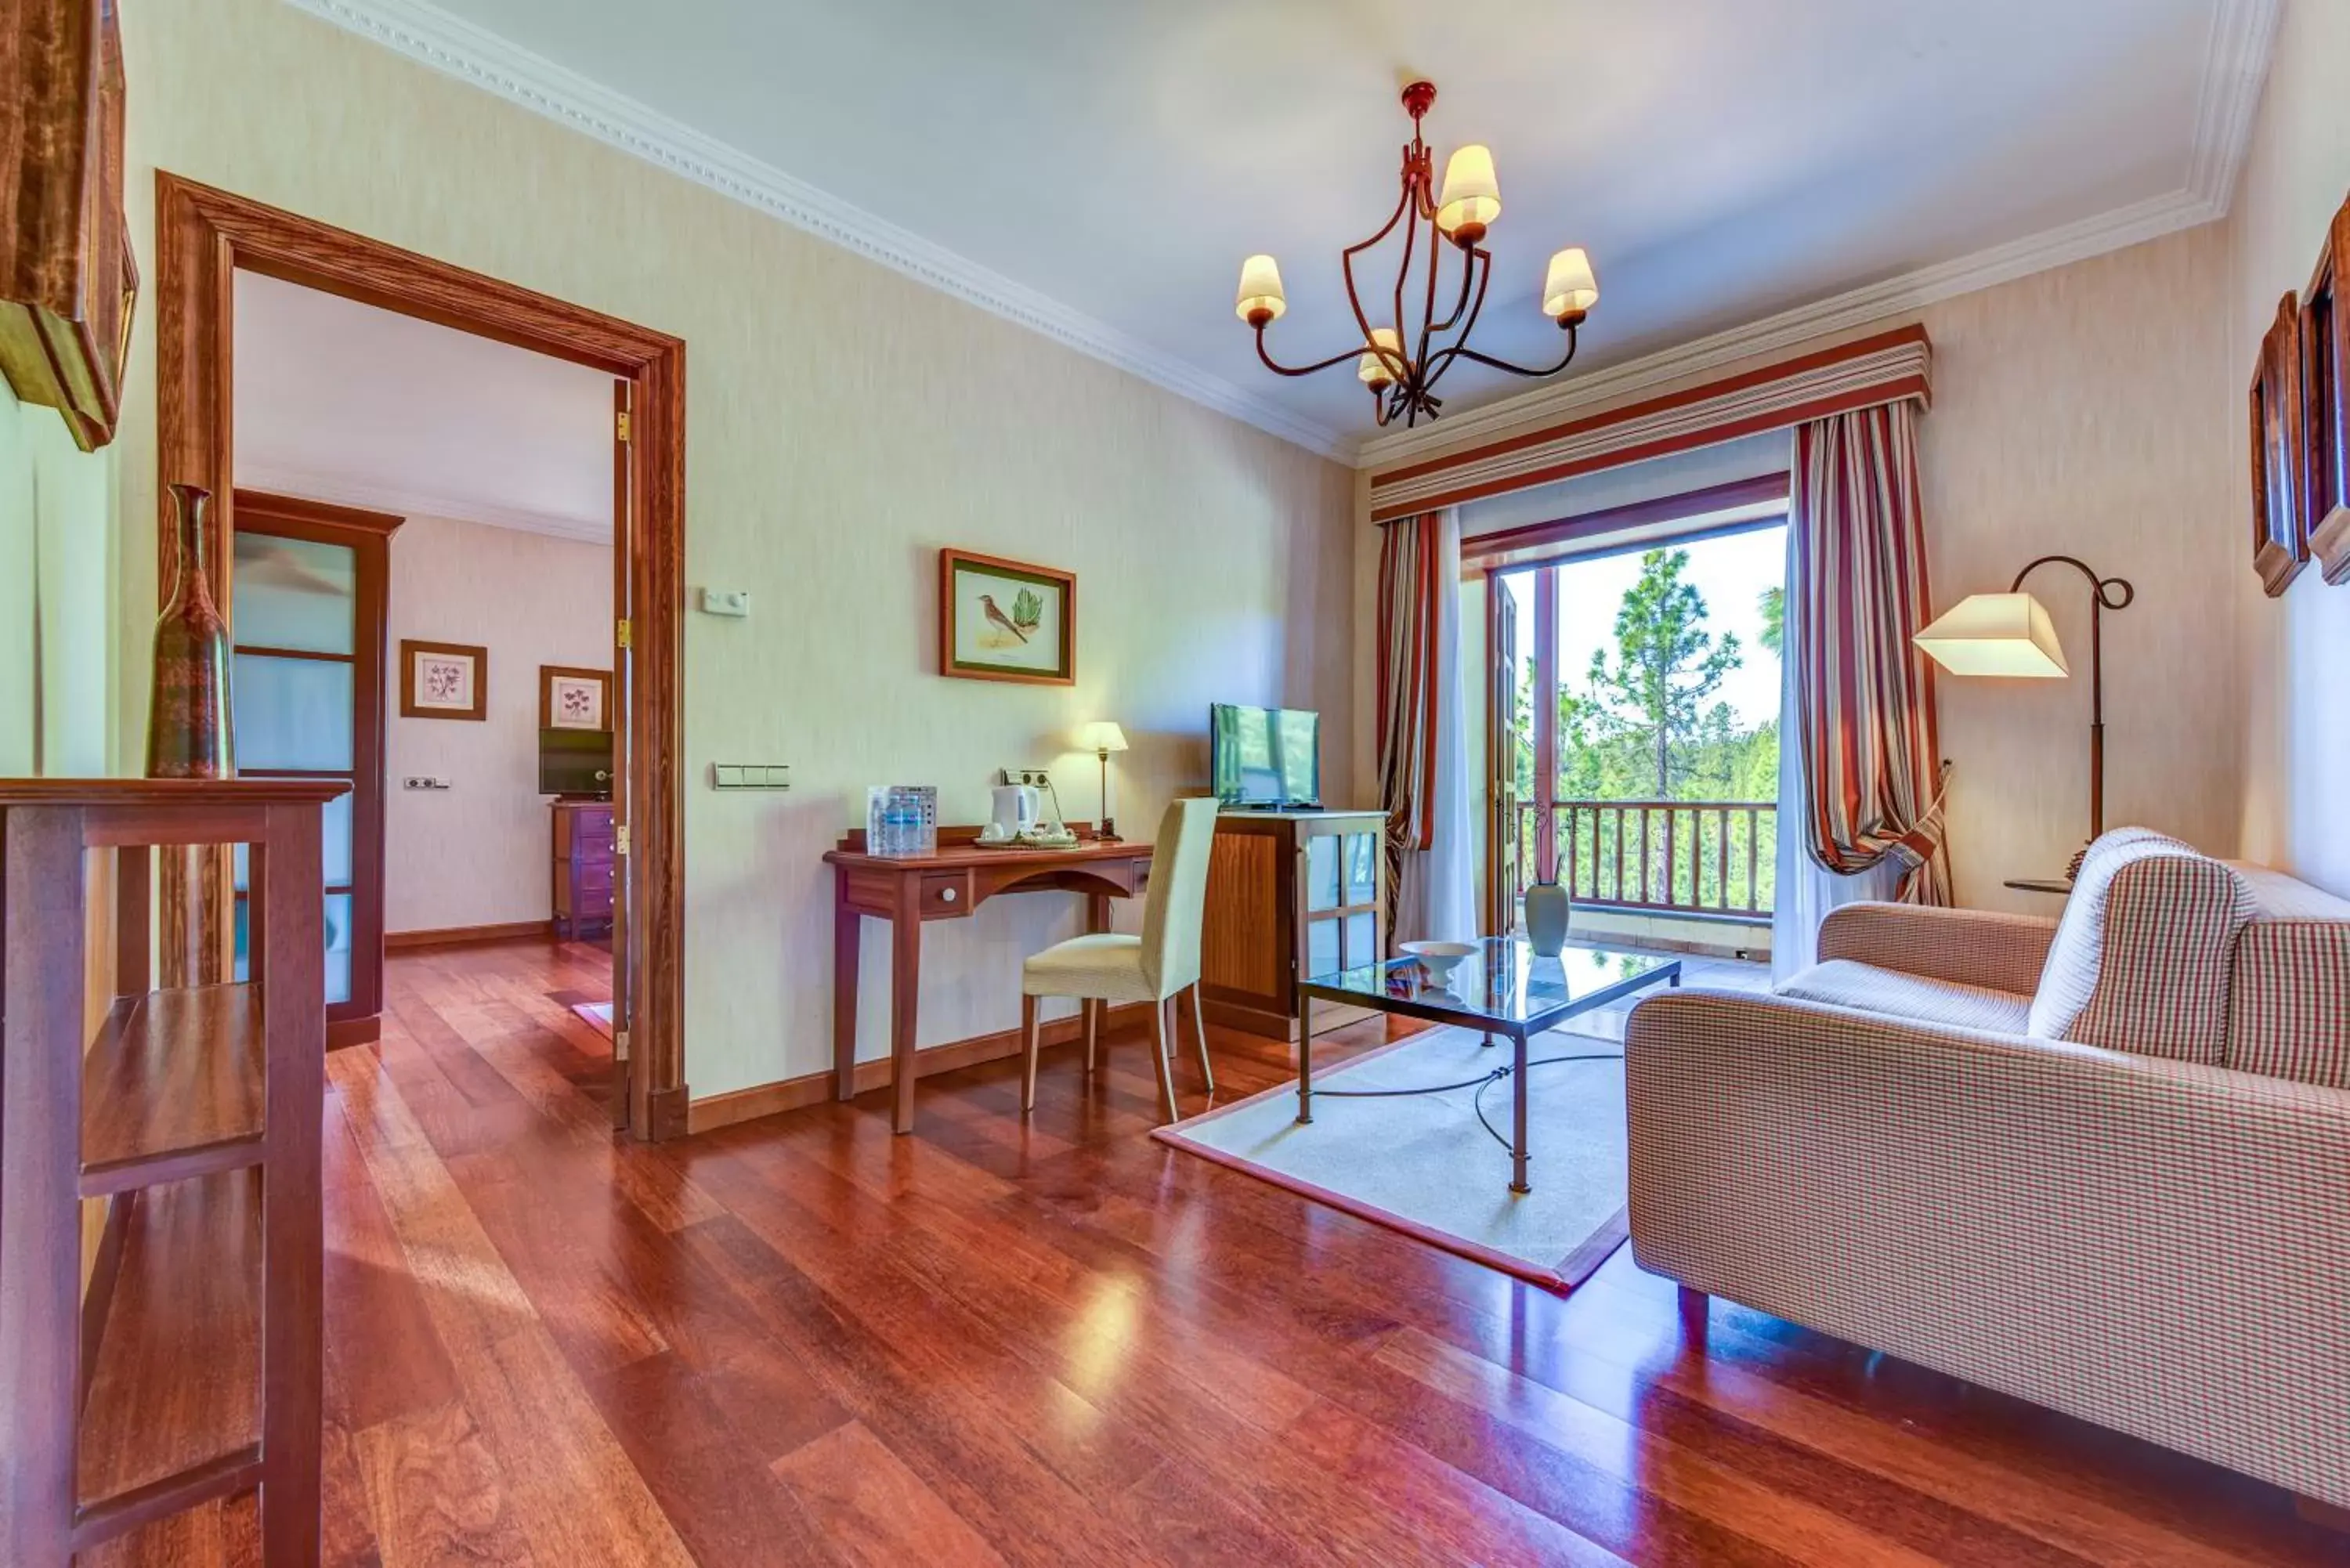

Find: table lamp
<box><xmin>1911</xmin><ymin>554</ymin><xmax>2135</xmax><ymax>879</ymax></box>
<box><xmin>1075</xmin><ymin>721</ymin><xmax>1128</xmax><ymax>841</ymax></box>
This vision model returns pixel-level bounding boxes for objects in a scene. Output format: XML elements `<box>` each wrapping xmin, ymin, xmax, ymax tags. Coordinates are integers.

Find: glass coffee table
<box><xmin>1297</xmin><ymin>938</ymin><xmax>1681</xmax><ymax>1194</ymax></box>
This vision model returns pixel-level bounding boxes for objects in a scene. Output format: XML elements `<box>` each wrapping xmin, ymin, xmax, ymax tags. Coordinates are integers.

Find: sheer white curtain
<box><xmin>1770</xmin><ymin>524</ymin><xmax>1899</xmax><ymax>981</ymax></box>
<box><xmin>1394</xmin><ymin>508</ymin><xmax>1477</xmax><ymax>944</ymax></box>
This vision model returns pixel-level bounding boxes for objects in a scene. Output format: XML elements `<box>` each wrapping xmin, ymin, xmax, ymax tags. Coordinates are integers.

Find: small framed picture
<box><xmin>2250</xmin><ymin>292</ymin><xmax>2310</xmax><ymax>599</ymax></box>
<box><xmin>540</xmin><ymin>665</ymin><xmax>612</xmax><ymax>731</ymax></box>
<box><xmin>2305</xmin><ymin>194</ymin><xmax>2350</xmax><ymax>585</ymax></box>
<box><xmin>400</xmin><ymin>639</ymin><xmax>487</xmax><ymax>721</ymax></box>
<box><xmin>938</xmin><ymin>547</ymin><xmax>1076</xmax><ymax>685</ymax></box>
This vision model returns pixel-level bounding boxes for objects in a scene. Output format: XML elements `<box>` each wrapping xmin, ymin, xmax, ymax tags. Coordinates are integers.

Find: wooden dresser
<box><xmin>1200</xmin><ymin>808</ymin><xmax>1386</xmax><ymax>1041</ymax></box>
<box><xmin>551</xmin><ymin>800</ymin><xmax>615</xmax><ymax>940</ymax></box>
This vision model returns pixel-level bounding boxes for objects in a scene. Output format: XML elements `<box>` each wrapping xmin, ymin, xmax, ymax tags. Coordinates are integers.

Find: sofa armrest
<box><xmin>1817</xmin><ymin>901</ymin><xmax>2057</xmax><ymax>995</ymax></box>
<box><xmin>1624</xmin><ymin>988</ymin><xmax>2350</xmax><ymax>1509</ymax></box>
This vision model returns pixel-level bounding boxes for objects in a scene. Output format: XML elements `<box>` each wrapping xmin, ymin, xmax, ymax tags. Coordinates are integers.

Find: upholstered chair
<box><xmin>1021</xmin><ymin>794</ymin><xmax>1221</xmax><ymax>1123</ymax></box>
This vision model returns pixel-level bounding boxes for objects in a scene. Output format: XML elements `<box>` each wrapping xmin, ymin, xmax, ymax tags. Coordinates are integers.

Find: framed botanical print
<box><xmin>2251</xmin><ymin>292</ymin><xmax>2310</xmax><ymax>598</ymax></box>
<box><xmin>400</xmin><ymin>639</ymin><xmax>487</xmax><ymax>721</ymax></box>
<box><xmin>938</xmin><ymin>547</ymin><xmax>1076</xmax><ymax>685</ymax></box>
<box><xmin>540</xmin><ymin>664</ymin><xmax>611</xmax><ymax>730</ymax></box>
<box><xmin>2305</xmin><ymin>193</ymin><xmax>2350</xmax><ymax>585</ymax></box>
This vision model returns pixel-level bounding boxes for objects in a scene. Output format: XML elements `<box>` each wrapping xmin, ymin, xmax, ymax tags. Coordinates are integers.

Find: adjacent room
<box><xmin>2</xmin><ymin>0</ymin><xmax>2345</xmax><ymax>1563</ymax></box>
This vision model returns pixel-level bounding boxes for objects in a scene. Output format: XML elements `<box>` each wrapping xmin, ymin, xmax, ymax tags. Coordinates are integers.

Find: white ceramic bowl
<box><xmin>1399</xmin><ymin>940</ymin><xmax>1477</xmax><ymax>988</ymax></box>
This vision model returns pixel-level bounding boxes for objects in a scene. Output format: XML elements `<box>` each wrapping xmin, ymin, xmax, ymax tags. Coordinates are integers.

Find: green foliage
<box><xmin>1579</xmin><ymin>549</ymin><xmax>1741</xmax><ymax>797</ymax></box>
<box><xmin>1010</xmin><ymin>587</ymin><xmax>1043</xmax><ymax>630</ymax></box>
<box><xmin>1759</xmin><ymin>585</ymin><xmax>1784</xmax><ymax>659</ymax></box>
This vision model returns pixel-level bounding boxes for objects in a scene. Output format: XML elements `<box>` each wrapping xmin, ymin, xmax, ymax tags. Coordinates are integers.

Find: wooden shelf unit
<box><xmin>0</xmin><ymin>779</ymin><xmax>340</xmax><ymax>1566</ymax></box>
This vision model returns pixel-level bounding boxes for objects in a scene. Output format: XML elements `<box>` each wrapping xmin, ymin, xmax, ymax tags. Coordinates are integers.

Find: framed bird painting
<box><xmin>938</xmin><ymin>547</ymin><xmax>1076</xmax><ymax>685</ymax></box>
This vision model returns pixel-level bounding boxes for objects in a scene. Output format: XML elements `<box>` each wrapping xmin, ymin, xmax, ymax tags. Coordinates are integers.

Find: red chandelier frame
<box><xmin>1239</xmin><ymin>81</ymin><xmax>1592</xmax><ymax>429</ymax></box>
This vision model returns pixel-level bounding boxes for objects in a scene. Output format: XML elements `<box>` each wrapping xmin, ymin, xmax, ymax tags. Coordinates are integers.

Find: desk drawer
<box><xmin>919</xmin><ymin>871</ymin><xmax>973</xmax><ymax>919</ymax></box>
<box><xmin>573</xmin><ymin>861</ymin><xmax>614</xmax><ymax>901</ymax></box>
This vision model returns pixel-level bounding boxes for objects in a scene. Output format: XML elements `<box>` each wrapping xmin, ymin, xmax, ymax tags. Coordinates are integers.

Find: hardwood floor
<box><xmin>98</xmin><ymin>937</ymin><xmax>2344</xmax><ymax>1566</ymax></box>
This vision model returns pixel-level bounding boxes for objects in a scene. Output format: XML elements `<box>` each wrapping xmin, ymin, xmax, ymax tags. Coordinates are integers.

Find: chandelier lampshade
<box><xmin>1542</xmin><ymin>247</ymin><xmax>1600</xmax><ymax>324</ymax></box>
<box><xmin>1235</xmin><ymin>254</ymin><xmax>1287</xmax><ymax>326</ymax></box>
<box><xmin>1435</xmin><ymin>145</ymin><xmax>1501</xmax><ymax>243</ymax></box>
<box><xmin>1233</xmin><ymin>81</ymin><xmax>1596</xmax><ymax>428</ymax></box>
<box><xmin>1358</xmin><ymin>327</ymin><xmax>1404</xmax><ymax>388</ymax></box>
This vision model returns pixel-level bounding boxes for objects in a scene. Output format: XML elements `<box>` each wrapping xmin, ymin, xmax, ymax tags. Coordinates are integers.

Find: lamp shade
<box><xmin>1912</xmin><ymin>592</ymin><xmax>2069</xmax><ymax>677</ymax></box>
<box><xmin>1235</xmin><ymin>255</ymin><xmax>1286</xmax><ymax>323</ymax></box>
<box><xmin>1542</xmin><ymin>247</ymin><xmax>1599</xmax><ymax>321</ymax></box>
<box><xmin>1358</xmin><ymin>327</ymin><xmax>1403</xmax><ymax>386</ymax></box>
<box><xmin>1076</xmin><ymin>721</ymin><xmax>1129</xmax><ymax>754</ymax></box>
<box><xmin>1436</xmin><ymin>145</ymin><xmax>1501</xmax><ymax>238</ymax></box>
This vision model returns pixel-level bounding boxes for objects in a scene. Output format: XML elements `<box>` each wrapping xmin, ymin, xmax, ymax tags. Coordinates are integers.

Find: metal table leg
<box><xmin>1296</xmin><ymin>992</ymin><xmax>1314</xmax><ymax>1124</ymax></box>
<box><xmin>1509</xmin><ymin>1026</ymin><xmax>1531</xmax><ymax>1194</ymax></box>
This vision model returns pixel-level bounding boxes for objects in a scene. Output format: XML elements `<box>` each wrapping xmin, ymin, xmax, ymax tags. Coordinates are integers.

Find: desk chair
<box><xmin>1020</xmin><ymin>795</ymin><xmax>1220</xmax><ymax>1124</ymax></box>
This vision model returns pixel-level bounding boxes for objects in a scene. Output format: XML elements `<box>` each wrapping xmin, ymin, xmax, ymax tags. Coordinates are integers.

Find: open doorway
<box><xmin>228</xmin><ymin>269</ymin><xmax>623</xmax><ymax>1070</ymax></box>
<box><xmin>1480</xmin><ymin>483</ymin><xmax>1787</xmax><ymax>959</ymax></box>
<box><xmin>153</xmin><ymin>175</ymin><xmax>689</xmax><ymax>1138</ymax></box>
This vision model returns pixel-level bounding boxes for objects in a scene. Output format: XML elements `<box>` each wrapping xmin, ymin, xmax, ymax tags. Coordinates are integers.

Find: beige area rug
<box><xmin>1153</xmin><ymin>956</ymin><xmax>1766</xmax><ymax>1292</ymax></box>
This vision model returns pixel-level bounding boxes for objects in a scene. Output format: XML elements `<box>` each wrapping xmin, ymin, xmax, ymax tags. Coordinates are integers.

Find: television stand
<box><xmin>1200</xmin><ymin>807</ymin><xmax>1385</xmax><ymax>1041</ymax></box>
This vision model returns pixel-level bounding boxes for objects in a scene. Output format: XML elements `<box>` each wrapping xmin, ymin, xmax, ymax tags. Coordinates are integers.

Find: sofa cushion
<box><xmin>2026</xmin><ymin>830</ymin><xmax>2254</xmax><ymax>1064</ymax></box>
<box><xmin>2223</xmin><ymin>864</ymin><xmax>2350</xmax><ymax>1088</ymax></box>
<box><xmin>1777</xmin><ymin>959</ymin><xmax>2032</xmax><ymax>1035</ymax></box>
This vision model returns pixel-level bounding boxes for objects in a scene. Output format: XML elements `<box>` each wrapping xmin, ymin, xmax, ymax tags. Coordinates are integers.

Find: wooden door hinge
<box><xmin>616</xmin><ymin>409</ymin><xmax>631</xmax><ymax>442</ymax></box>
<box><xmin>614</xmin><ymin>1028</ymin><xmax>631</xmax><ymax>1058</ymax></box>
<box><xmin>616</xmin><ymin>617</ymin><xmax>632</xmax><ymax>650</ymax></box>
<box><xmin>615</xmin><ymin>824</ymin><xmax>631</xmax><ymax>856</ymax></box>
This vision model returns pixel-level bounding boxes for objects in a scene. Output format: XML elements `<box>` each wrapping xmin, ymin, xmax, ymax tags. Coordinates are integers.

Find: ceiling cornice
<box><xmin>234</xmin><ymin>462</ymin><xmax>613</xmax><ymax>545</ymax></box>
<box><xmin>280</xmin><ymin>0</ymin><xmax>1358</xmax><ymax>461</ymax></box>
<box><xmin>1357</xmin><ymin>0</ymin><xmax>2280</xmax><ymax>473</ymax></box>
<box><xmin>286</xmin><ymin>0</ymin><xmax>2277</xmax><ymax>476</ymax></box>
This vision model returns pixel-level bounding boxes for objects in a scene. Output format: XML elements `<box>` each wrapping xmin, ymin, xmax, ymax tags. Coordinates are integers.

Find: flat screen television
<box><xmin>538</xmin><ymin>728</ymin><xmax>613</xmax><ymax>798</ymax></box>
<box><xmin>1209</xmin><ymin>703</ymin><xmax>1321</xmax><ymax>807</ymax></box>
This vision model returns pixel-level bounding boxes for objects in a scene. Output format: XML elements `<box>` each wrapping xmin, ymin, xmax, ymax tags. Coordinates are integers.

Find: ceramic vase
<box><xmin>145</xmin><ymin>483</ymin><xmax>235</xmax><ymax>779</ymax></box>
<box><xmin>1524</xmin><ymin>877</ymin><xmax>1571</xmax><ymax>957</ymax></box>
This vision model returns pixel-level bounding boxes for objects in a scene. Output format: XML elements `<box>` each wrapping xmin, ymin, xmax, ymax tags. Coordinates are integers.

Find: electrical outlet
<box><xmin>401</xmin><ymin>776</ymin><xmax>451</xmax><ymax>791</ymax></box>
<box><xmin>1000</xmin><ymin>767</ymin><xmax>1052</xmax><ymax>789</ymax></box>
<box><xmin>699</xmin><ymin>587</ymin><xmax>750</xmax><ymax>617</ymax></box>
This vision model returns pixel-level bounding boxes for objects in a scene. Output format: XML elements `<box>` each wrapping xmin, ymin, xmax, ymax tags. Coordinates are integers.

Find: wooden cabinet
<box><xmin>1200</xmin><ymin>809</ymin><xmax>1386</xmax><ymax>1041</ymax></box>
<box><xmin>0</xmin><ymin>779</ymin><xmax>338</xmax><ymax>1565</ymax></box>
<box><xmin>552</xmin><ymin>800</ymin><xmax>615</xmax><ymax>940</ymax></box>
<box><xmin>0</xmin><ymin>0</ymin><xmax>137</xmax><ymax>450</ymax></box>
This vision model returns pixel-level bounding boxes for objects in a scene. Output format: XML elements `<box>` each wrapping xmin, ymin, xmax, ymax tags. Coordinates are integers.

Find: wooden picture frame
<box><xmin>400</xmin><ymin>638</ymin><xmax>488</xmax><ymax>721</ymax></box>
<box><xmin>2306</xmin><ymin>193</ymin><xmax>2350</xmax><ymax>586</ymax></box>
<box><xmin>938</xmin><ymin>547</ymin><xmax>1076</xmax><ymax>685</ymax></box>
<box><xmin>2251</xmin><ymin>292</ymin><xmax>2310</xmax><ymax>598</ymax></box>
<box><xmin>540</xmin><ymin>664</ymin><xmax>612</xmax><ymax>730</ymax></box>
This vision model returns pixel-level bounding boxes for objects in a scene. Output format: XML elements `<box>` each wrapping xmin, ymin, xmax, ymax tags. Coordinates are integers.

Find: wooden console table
<box><xmin>826</xmin><ymin>827</ymin><xmax>1152</xmax><ymax>1133</ymax></box>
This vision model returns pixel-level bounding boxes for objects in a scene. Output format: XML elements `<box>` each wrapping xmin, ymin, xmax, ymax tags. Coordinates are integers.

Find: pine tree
<box><xmin>1581</xmin><ymin>549</ymin><xmax>1743</xmax><ymax>797</ymax></box>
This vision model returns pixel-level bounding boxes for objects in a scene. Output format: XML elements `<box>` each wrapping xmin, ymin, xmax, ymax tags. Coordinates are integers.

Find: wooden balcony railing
<box><xmin>1514</xmin><ymin>799</ymin><xmax>1777</xmax><ymax>919</ymax></box>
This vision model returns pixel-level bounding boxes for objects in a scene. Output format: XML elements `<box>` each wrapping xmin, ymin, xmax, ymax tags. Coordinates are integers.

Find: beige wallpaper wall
<box><xmin>0</xmin><ymin>384</ymin><xmax>115</xmax><ymax>778</ymax></box>
<box><xmin>113</xmin><ymin>0</ymin><xmax>1357</xmax><ymax>1099</ymax></box>
<box><xmin>382</xmin><ymin>515</ymin><xmax>615</xmax><ymax>935</ymax></box>
<box><xmin>2227</xmin><ymin>0</ymin><xmax>2350</xmax><ymax>899</ymax></box>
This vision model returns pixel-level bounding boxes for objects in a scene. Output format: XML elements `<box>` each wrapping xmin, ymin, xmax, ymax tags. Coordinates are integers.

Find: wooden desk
<box><xmin>826</xmin><ymin>827</ymin><xmax>1153</xmax><ymax>1133</ymax></box>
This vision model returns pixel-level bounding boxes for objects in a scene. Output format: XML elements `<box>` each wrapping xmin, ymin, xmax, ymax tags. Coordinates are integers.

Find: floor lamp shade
<box><xmin>1912</xmin><ymin>592</ymin><xmax>2068</xmax><ymax>678</ymax></box>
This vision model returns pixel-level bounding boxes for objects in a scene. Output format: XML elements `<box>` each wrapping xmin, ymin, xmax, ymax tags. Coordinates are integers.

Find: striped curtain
<box><xmin>1790</xmin><ymin>403</ymin><xmax>1952</xmax><ymax>905</ymax></box>
<box><xmin>1376</xmin><ymin>514</ymin><xmax>1441</xmax><ymax>936</ymax></box>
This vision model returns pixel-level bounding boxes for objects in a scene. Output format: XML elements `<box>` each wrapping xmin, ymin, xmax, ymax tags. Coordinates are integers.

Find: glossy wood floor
<box><xmin>104</xmin><ymin>937</ymin><xmax>2345</xmax><ymax>1566</ymax></box>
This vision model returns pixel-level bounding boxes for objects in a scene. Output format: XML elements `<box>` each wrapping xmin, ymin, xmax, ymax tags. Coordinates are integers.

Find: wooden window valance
<box><xmin>1368</xmin><ymin>323</ymin><xmax>1931</xmax><ymax>522</ymax></box>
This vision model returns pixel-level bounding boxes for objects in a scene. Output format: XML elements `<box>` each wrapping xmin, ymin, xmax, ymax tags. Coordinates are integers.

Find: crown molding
<box><xmin>234</xmin><ymin>462</ymin><xmax>611</xmax><ymax>545</ymax></box>
<box><xmin>1357</xmin><ymin>0</ymin><xmax>2279</xmax><ymax>472</ymax></box>
<box><xmin>280</xmin><ymin>0</ymin><xmax>1356</xmax><ymax>462</ymax></box>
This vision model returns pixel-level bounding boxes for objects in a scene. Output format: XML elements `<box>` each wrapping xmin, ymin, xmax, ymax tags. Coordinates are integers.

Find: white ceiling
<box><xmin>233</xmin><ymin>269</ymin><xmax>616</xmax><ymax>541</ymax></box>
<box><xmin>294</xmin><ymin>0</ymin><xmax>2275</xmax><ymax>461</ymax></box>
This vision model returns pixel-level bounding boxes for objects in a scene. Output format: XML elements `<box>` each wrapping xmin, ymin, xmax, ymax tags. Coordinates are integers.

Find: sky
<box><xmin>1500</xmin><ymin>524</ymin><xmax>1787</xmax><ymax>728</ymax></box>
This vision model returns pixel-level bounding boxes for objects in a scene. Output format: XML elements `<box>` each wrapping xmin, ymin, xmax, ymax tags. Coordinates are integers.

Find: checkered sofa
<box><xmin>1624</xmin><ymin>828</ymin><xmax>2350</xmax><ymax>1511</ymax></box>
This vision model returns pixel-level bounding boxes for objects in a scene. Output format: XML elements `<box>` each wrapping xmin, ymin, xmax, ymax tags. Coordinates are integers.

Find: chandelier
<box><xmin>1233</xmin><ymin>80</ymin><xmax>1599</xmax><ymax>429</ymax></box>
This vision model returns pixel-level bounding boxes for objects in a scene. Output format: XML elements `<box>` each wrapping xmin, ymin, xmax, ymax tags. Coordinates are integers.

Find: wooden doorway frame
<box><xmin>154</xmin><ymin>172</ymin><xmax>691</xmax><ymax>1138</ymax></box>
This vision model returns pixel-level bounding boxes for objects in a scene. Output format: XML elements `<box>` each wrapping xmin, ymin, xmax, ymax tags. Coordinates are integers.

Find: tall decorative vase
<box><xmin>145</xmin><ymin>483</ymin><xmax>235</xmax><ymax>779</ymax></box>
<box><xmin>1524</xmin><ymin>877</ymin><xmax>1571</xmax><ymax>957</ymax></box>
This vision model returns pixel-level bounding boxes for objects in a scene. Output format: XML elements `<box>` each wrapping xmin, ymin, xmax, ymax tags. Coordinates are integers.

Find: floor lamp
<box><xmin>1912</xmin><ymin>554</ymin><xmax>2135</xmax><ymax>882</ymax></box>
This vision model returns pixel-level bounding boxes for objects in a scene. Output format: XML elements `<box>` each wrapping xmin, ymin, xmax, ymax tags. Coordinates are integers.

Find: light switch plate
<box><xmin>699</xmin><ymin>587</ymin><xmax>751</xmax><ymax>617</ymax></box>
<box><xmin>710</xmin><ymin>763</ymin><xmax>790</xmax><ymax>790</ymax></box>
